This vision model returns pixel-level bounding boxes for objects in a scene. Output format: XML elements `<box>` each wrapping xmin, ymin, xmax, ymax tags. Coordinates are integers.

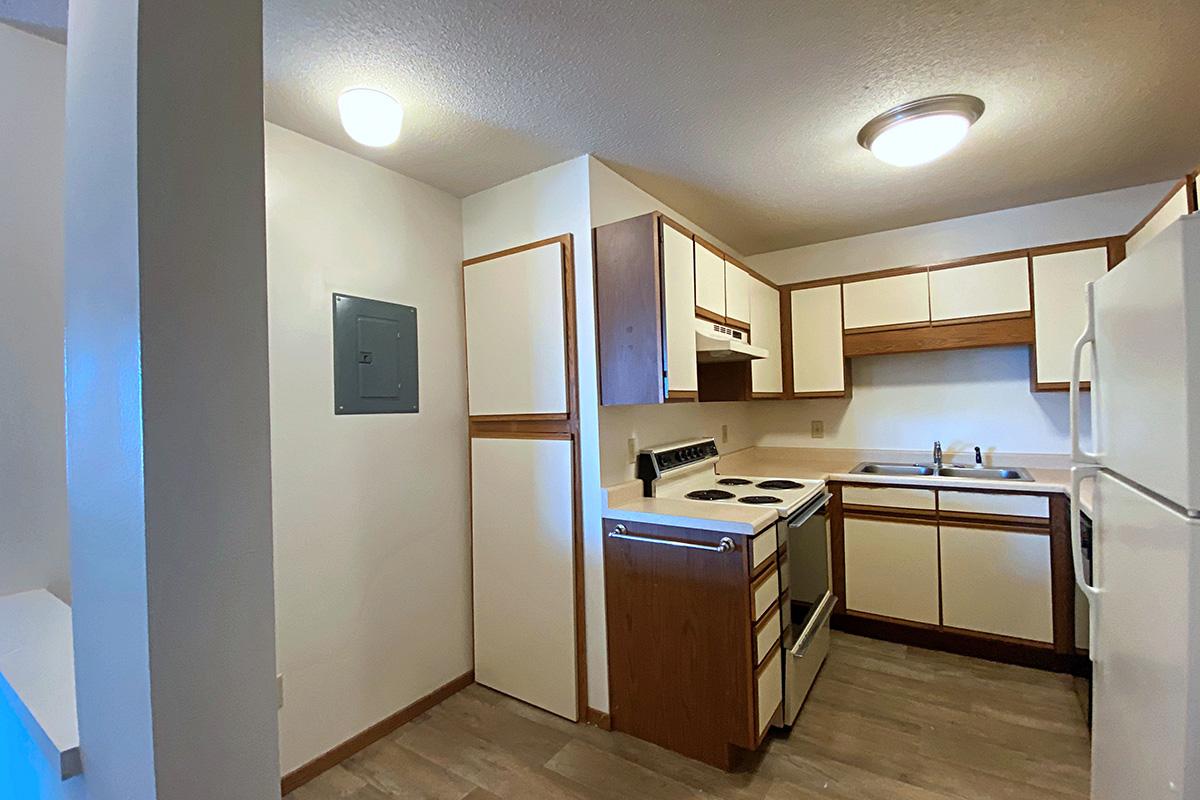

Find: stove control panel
<box><xmin>637</xmin><ymin>438</ymin><xmax>719</xmax><ymax>491</ymax></box>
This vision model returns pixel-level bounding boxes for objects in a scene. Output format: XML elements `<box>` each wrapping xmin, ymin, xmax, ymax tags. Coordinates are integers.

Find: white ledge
<box><xmin>0</xmin><ymin>589</ymin><xmax>81</xmax><ymax>779</ymax></box>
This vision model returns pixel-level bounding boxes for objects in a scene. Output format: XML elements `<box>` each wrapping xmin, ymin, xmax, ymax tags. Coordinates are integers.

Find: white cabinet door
<box><xmin>1126</xmin><ymin>182</ymin><xmax>1190</xmax><ymax>257</ymax></box>
<box><xmin>749</xmin><ymin>277</ymin><xmax>782</xmax><ymax>394</ymax></box>
<box><xmin>660</xmin><ymin>222</ymin><xmax>698</xmax><ymax>394</ymax></box>
<box><xmin>463</xmin><ymin>241</ymin><xmax>568</xmax><ymax>416</ymax></box>
<box><xmin>790</xmin><ymin>284</ymin><xmax>844</xmax><ymax>394</ymax></box>
<box><xmin>843</xmin><ymin>516</ymin><xmax>940</xmax><ymax>624</ymax></box>
<box><xmin>724</xmin><ymin>262</ymin><xmax>751</xmax><ymax>325</ymax></box>
<box><xmin>472</xmin><ymin>436</ymin><xmax>578</xmax><ymax>720</ymax></box>
<box><xmin>939</xmin><ymin>525</ymin><xmax>1053</xmax><ymax>642</ymax></box>
<box><xmin>842</xmin><ymin>271</ymin><xmax>930</xmax><ymax>330</ymax></box>
<box><xmin>694</xmin><ymin>242</ymin><xmax>726</xmax><ymax>318</ymax></box>
<box><xmin>928</xmin><ymin>257</ymin><xmax>1030</xmax><ymax>322</ymax></box>
<box><xmin>1031</xmin><ymin>246</ymin><xmax>1107</xmax><ymax>386</ymax></box>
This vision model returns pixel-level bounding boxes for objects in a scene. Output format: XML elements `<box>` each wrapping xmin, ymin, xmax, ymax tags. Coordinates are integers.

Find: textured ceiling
<box><xmin>17</xmin><ymin>1</ymin><xmax>1200</xmax><ymax>254</ymax></box>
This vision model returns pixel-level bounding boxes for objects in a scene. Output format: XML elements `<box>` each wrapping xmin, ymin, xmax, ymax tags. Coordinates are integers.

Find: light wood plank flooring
<box><xmin>288</xmin><ymin>632</ymin><xmax>1090</xmax><ymax>800</ymax></box>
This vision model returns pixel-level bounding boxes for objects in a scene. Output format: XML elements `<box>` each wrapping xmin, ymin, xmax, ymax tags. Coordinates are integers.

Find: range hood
<box><xmin>695</xmin><ymin>319</ymin><xmax>768</xmax><ymax>362</ymax></box>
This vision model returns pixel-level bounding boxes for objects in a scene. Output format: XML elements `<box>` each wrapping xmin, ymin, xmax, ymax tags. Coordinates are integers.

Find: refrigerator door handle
<box><xmin>1070</xmin><ymin>282</ymin><xmax>1100</xmax><ymax>464</ymax></box>
<box><xmin>1071</xmin><ymin>464</ymin><xmax>1101</xmax><ymax>662</ymax></box>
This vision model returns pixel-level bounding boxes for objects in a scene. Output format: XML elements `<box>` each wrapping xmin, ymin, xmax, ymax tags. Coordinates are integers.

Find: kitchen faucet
<box><xmin>974</xmin><ymin>446</ymin><xmax>983</xmax><ymax>466</ymax></box>
<box><xmin>933</xmin><ymin>440</ymin><xmax>942</xmax><ymax>468</ymax></box>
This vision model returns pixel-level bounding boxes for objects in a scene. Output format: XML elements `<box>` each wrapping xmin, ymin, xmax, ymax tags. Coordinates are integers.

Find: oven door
<box><xmin>779</xmin><ymin>491</ymin><xmax>834</xmax><ymax>726</ymax></box>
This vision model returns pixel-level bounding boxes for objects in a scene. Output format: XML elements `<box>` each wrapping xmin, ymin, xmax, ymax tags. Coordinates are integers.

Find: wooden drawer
<box><xmin>843</xmin><ymin>516</ymin><xmax>940</xmax><ymax>624</ymax></box>
<box><xmin>940</xmin><ymin>525</ymin><xmax>1053</xmax><ymax>642</ymax></box>
<box><xmin>842</xmin><ymin>485</ymin><xmax>936</xmax><ymax>511</ymax></box>
<box><xmin>752</xmin><ymin>566</ymin><xmax>780</xmax><ymax>621</ymax></box>
<box><xmin>756</xmin><ymin>647</ymin><xmax>783</xmax><ymax>737</ymax></box>
<box><xmin>750</xmin><ymin>526</ymin><xmax>778</xmax><ymax>572</ymax></box>
<box><xmin>754</xmin><ymin>606</ymin><xmax>781</xmax><ymax>666</ymax></box>
<box><xmin>938</xmin><ymin>491</ymin><xmax>1049</xmax><ymax>520</ymax></box>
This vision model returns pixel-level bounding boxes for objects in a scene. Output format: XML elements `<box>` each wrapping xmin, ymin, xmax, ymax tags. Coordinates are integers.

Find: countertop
<box><xmin>603</xmin><ymin>446</ymin><xmax>1094</xmax><ymax>528</ymax></box>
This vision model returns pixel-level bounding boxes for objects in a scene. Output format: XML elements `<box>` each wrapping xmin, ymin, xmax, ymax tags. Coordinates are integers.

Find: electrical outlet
<box><xmin>277</xmin><ymin>674</ymin><xmax>284</xmax><ymax>709</ymax></box>
<box><xmin>721</xmin><ymin>424</ymin><xmax>729</xmax><ymax>443</ymax></box>
<box><xmin>811</xmin><ymin>420</ymin><xmax>824</xmax><ymax>439</ymax></box>
<box><xmin>627</xmin><ymin>436</ymin><xmax>638</xmax><ymax>464</ymax></box>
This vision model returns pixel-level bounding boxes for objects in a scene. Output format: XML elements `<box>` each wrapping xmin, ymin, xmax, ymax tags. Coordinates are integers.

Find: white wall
<box><xmin>461</xmin><ymin>157</ymin><xmax>603</xmax><ymax>710</ymax></box>
<box><xmin>746</xmin><ymin>181</ymin><xmax>1173</xmax><ymax>283</ymax></box>
<box><xmin>0</xmin><ymin>24</ymin><xmax>69</xmax><ymax>602</ymax></box>
<box><xmin>266</xmin><ymin>123</ymin><xmax>472</xmax><ymax>773</ymax></box>
<box><xmin>741</xmin><ymin>182</ymin><xmax>1170</xmax><ymax>456</ymax></box>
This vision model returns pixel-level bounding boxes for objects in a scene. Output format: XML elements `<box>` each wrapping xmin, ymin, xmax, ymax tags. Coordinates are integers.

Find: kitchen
<box><xmin>1</xmin><ymin>3</ymin><xmax>1198</xmax><ymax>800</ymax></box>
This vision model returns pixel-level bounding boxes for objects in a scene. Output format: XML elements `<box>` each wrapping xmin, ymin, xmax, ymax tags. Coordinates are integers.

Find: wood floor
<box><xmin>287</xmin><ymin>633</ymin><xmax>1091</xmax><ymax>800</ymax></box>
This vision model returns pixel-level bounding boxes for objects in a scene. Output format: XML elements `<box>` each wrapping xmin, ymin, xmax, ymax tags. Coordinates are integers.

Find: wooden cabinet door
<box><xmin>1031</xmin><ymin>246</ymin><xmax>1107</xmax><ymax>387</ymax></box>
<box><xmin>694</xmin><ymin>241</ymin><xmax>726</xmax><ymax>318</ymax></box>
<box><xmin>940</xmin><ymin>525</ymin><xmax>1053</xmax><ymax>642</ymax></box>
<box><xmin>463</xmin><ymin>240</ymin><xmax>568</xmax><ymax>415</ymax></box>
<box><xmin>928</xmin><ymin>257</ymin><xmax>1030</xmax><ymax>322</ymax></box>
<box><xmin>660</xmin><ymin>221</ymin><xmax>698</xmax><ymax>394</ymax></box>
<box><xmin>1127</xmin><ymin>182</ymin><xmax>1190</xmax><ymax>256</ymax></box>
<box><xmin>472</xmin><ymin>436</ymin><xmax>578</xmax><ymax>718</ymax></box>
<box><xmin>843</xmin><ymin>516</ymin><xmax>940</xmax><ymax>624</ymax></box>
<box><xmin>749</xmin><ymin>277</ymin><xmax>782</xmax><ymax>394</ymax></box>
<box><xmin>790</xmin><ymin>284</ymin><xmax>845</xmax><ymax>395</ymax></box>
<box><xmin>842</xmin><ymin>271</ymin><xmax>930</xmax><ymax>330</ymax></box>
<box><xmin>724</xmin><ymin>262</ymin><xmax>751</xmax><ymax>326</ymax></box>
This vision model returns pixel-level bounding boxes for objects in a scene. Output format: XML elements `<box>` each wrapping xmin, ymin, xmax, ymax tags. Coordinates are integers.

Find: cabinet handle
<box><xmin>607</xmin><ymin>525</ymin><xmax>735</xmax><ymax>554</ymax></box>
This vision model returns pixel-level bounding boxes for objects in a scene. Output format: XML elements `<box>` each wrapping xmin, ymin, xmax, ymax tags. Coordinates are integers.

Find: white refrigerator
<box><xmin>1070</xmin><ymin>212</ymin><xmax>1200</xmax><ymax>799</ymax></box>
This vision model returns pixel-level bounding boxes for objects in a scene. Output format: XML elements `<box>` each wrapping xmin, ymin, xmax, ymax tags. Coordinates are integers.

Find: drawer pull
<box><xmin>607</xmin><ymin>525</ymin><xmax>735</xmax><ymax>554</ymax></box>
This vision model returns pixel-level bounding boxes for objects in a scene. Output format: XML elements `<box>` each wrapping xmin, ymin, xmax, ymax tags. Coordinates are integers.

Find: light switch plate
<box><xmin>721</xmin><ymin>424</ymin><xmax>729</xmax><ymax>443</ymax></box>
<box><xmin>811</xmin><ymin>420</ymin><xmax>824</xmax><ymax>438</ymax></box>
<box><xmin>627</xmin><ymin>436</ymin><xmax>638</xmax><ymax>464</ymax></box>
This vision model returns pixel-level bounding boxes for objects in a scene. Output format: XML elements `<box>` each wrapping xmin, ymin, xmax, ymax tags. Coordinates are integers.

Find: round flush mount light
<box><xmin>857</xmin><ymin>94</ymin><xmax>985</xmax><ymax>167</ymax></box>
<box><xmin>338</xmin><ymin>87</ymin><xmax>404</xmax><ymax>147</ymax></box>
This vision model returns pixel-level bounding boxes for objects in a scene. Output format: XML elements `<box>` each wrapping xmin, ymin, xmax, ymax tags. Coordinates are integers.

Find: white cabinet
<box><xmin>843</xmin><ymin>516</ymin><xmax>940</xmax><ymax>624</ymax></box>
<box><xmin>749</xmin><ymin>276</ymin><xmax>783</xmax><ymax>394</ymax></box>
<box><xmin>842</xmin><ymin>271</ymin><xmax>930</xmax><ymax>330</ymax></box>
<box><xmin>661</xmin><ymin>221</ymin><xmax>698</xmax><ymax>394</ymax></box>
<box><xmin>694</xmin><ymin>241</ymin><xmax>726</xmax><ymax>318</ymax></box>
<box><xmin>724</xmin><ymin>262</ymin><xmax>751</xmax><ymax>325</ymax></box>
<box><xmin>939</xmin><ymin>525</ymin><xmax>1053</xmax><ymax>642</ymax></box>
<box><xmin>928</xmin><ymin>257</ymin><xmax>1030</xmax><ymax>322</ymax></box>
<box><xmin>1126</xmin><ymin>182</ymin><xmax>1190</xmax><ymax>257</ymax></box>
<box><xmin>471</xmin><ymin>436</ymin><xmax>578</xmax><ymax>718</ymax></box>
<box><xmin>789</xmin><ymin>284</ymin><xmax>845</xmax><ymax>395</ymax></box>
<box><xmin>463</xmin><ymin>240</ymin><xmax>568</xmax><ymax>415</ymax></box>
<box><xmin>1031</xmin><ymin>246</ymin><xmax>1107</xmax><ymax>386</ymax></box>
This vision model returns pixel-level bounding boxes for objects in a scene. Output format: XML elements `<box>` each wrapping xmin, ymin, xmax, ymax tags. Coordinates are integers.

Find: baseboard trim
<box><xmin>585</xmin><ymin>707</ymin><xmax>612</xmax><ymax>730</ymax></box>
<box><xmin>281</xmin><ymin>670</ymin><xmax>474</xmax><ymax>795</ymax></box>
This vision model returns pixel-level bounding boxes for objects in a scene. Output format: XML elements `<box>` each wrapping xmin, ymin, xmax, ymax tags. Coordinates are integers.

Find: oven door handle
<box><xmin>786</xmin><ymin>491</ymin><xmax>830</xmax><ymax>528</ymax></box>
<box><xmin>790</xmin><ymin>591</ymin><xmax>835</xmax><ymax>659</ymax></box>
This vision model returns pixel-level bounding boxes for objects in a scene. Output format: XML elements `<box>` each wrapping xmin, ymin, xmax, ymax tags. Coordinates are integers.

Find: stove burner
<box><xmin>738</xmin><ymin>495</ymin><xmax>783</xmax><ymax>504</ymax></box>
<box><xmin>686</xmin><ymin>489</ymin><xmax>736</xmax><ymax>501</ymax></box>
<box><xmin>756</xmin><ymin>479</ymin><xmax>804</xmax><ymax>490</ymax></box>
<box><xmin>717</xmin><ymin>478</ymin><xmax>753</xmax><ymax>486</ymax></box>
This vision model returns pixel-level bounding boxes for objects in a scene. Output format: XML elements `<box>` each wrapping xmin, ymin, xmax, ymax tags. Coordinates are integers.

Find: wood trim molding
<box><xmin>843</xmin><ymin>319</ymin><xmax>930</xmax><ymax>336</ymax></box>
<box><xmin>695</xmin><ymin>306</ymin><xmax>726</xmax><ymax>325</ymax></box>
<box><xmin>694</xmin><ymin>234</ymin><xmax>725</xmax><ymax>258</ymax></box>
<box><xmin>664</xmin><ymin>390</ymin><xmax>699</xmax><ymax>403</ymax></box>
<box><xmin>725</xmin><ymin>316</ymin><xmax>750</xmax><ymax>331</ymax></box>
<box><xmin>657</xmin><ymin>212</ymin><xmax>694</xmax><ymax>238</ymax></box>
<box><xmin>281</xmin><ymin>671</ymin><xmax>475</xmax><ymax>795</ymax></box>
<box><xmin>585</xmin><ymin>707</ymin><xmax>613</xmax><ymax>730</ymax></box>
<box><xmin>1126</xmin><ymin>177</ymin><xmax>1188</xmax><ymax>240</ymax></box>
<box><xmin>844</xmin><ymin>315</ymin><xmax>1034</xmax><ymax>358</ymax></box>
<box><xmin>842</xmin><ymin>505</ymin><xmax>939</xmax><ymax>524</ymax></box>
<box><xmin>751</xmin><ymin>391</ymin><xmax>785</xmax><ymax>400</ymax></box>
<box><xmin>462</xmin><ymin>234</ymin><xmax>572</xmax><ymax>267</ymax></box>
<box><xmin>930</xmin><ymin>310</ymin><xmax>1030</xmax><ymax>328</ymax></box>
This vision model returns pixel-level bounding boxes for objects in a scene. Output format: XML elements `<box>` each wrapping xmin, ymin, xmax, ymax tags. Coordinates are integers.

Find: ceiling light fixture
<box><xmin>338</xmin><ymin>87</ymin><xmax>404</xmax><ymax>147</ymax></box>
<box><xmin>857</xmin><ymin>94</ymin><xmax>985</xmax><ymax>167</ymax></box>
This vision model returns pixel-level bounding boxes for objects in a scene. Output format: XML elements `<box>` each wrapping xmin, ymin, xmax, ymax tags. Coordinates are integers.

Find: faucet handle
<box><xmin>974</xmin><ymin>446</ymin><xmax>983</xmax><ymax>465</ymax></box>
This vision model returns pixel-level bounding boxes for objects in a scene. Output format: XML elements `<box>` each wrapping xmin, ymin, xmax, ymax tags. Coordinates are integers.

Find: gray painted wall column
<box><xmin>64</xmin><ymin>1</ymin><xmax>280</xmax><ymax>798</ymax></box>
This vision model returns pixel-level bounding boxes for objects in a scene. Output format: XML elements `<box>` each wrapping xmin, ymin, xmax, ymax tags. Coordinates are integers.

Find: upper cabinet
<box><xmin>593</xmin><ymin>213</ymin><xmax>697</xmax><ymax>405</ymax></box>
<box><xmin>842</xmin><ymin>271</ymin><xmax>930</xmax><ymax>331</ymax></box>
<box><xmin>749</xmin><ymin>276</ymin><xmax>783</xmax><ymax>396</ymax></box>
<box><xmin>1031</xmin><ymin>245</ymin><xmax>1108</xmax><ymax>389</ymax></box>
<box><xmin>724</xmin><ymin>260</ymin><xmax>752</xmax><ymax>327</ymax></box>
<box><xmin>928</xmin><ymin>257</ymin><xmax>1030</xmax><ymax>322</ymax></box>
<box><xmin>1126</xmin><ymin>180</ymin><xmax>1192</xmax><ymax>258</ymax></box>
<box><xmin>694</xmin><ymin>239</ymin><xmax>726</xmax><ymax>320</ymax></box>
<box><xmin>790</xmin><ymin>284</ymin><xmax>846</xmax><ymax>396</ymax></box>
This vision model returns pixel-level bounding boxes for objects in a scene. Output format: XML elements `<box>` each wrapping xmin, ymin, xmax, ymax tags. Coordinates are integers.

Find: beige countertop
<box><xmin>603</xmin><ymin>446</ymin><xmax>1095</xmax><ymax>524</ymax></box>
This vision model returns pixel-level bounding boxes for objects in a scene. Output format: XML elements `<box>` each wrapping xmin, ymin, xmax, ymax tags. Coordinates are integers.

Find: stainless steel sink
<box><xmin>849</xmin><ymin>462</ymin><xmax>1034</xmax><ymax>481</ymax></box>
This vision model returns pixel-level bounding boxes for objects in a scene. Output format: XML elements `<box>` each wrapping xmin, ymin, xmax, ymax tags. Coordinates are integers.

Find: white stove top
<box><xmin>653</xmin><ymin>463</ymin><xmax>825</xmax><ymax>518</ymax></box>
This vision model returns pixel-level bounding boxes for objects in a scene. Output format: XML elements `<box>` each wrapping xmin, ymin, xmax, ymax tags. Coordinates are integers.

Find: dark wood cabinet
<box><xmin>602</xmin><ymin>518</ymin><xmax>782</xmax><ymax>769</ymax></box>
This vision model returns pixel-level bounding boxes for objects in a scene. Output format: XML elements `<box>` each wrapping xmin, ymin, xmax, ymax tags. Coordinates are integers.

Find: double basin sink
<box><xmin>850</xmin><ymin>462</ymin><xmax>1034</xmax><ymax>481</ymax></box>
